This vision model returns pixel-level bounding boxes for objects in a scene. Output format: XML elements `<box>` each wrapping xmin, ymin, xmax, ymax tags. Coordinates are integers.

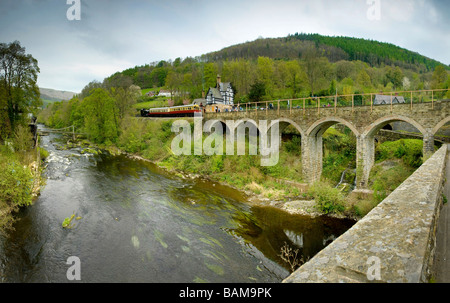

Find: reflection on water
<box><xmin>0</xmin><ymin>128</ymin><xmax>355</xmax><ymax>282</ymax></box>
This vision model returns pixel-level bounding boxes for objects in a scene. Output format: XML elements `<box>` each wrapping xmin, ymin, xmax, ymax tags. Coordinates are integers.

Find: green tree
<box><xmin>431</xmin><ymin>65</ymin><xmax>448</xmax><ymax>89</ymax></box>
<box><xmin>302</xmin><ymin>46</ymin><xmax>329</xmax><ymax>97</ymax></box>
<box><xmin>203</xmin><ymin>62</ymin><xmax>218</xmax><ymax>90</ymax></box>
<box><xmin>385</xmin><ymin>66</ymin><xmax>403</xmax><ymax>90</ymax></box>
<box><xmin>110</xmin><ymin>85</ymin><xmax>140</xmax><ymax>122</ymax></box>
<box><xmin>356</xmin><ymin>69</ymin><xmax>372</xmax><ymax>91</ymax></box>
<box><xmin>81</xmin><ymin>88</ymin><xmax>119</xmax><ymax>144</ymax></box>
<box><xmin>286</xmin><ymin>60</ymin><xmax>303</xmax><ymax>98</ymax></box>
<box><xmin>0</xmin><ymin>41</ymin><xmax>40</xmax><ymax>139</ymax></box>
<box><xmin>257</xmin><ymin>56</ymin><xmax>274</xmax><ymax>98</ymax></box>
<box><xmin>248</xmin><ymin>81</ymin><xmax>265</xmax><ymax>102</ymax></box>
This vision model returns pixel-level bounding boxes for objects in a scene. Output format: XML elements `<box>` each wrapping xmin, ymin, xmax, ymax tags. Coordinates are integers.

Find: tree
<box><xmin>79</xmin><ymin>80</ymin><xmax>103</xmax><ymax>99</ymax></box>
<box><xmin>286</xmin><ymin>60</ymin><xmax>303</xmax><ymax>98</ymax></box>
<box><xmin>257</xmin><ymin>56</ymin><xmax>274</xmax><ymax>98</ymax></box>
<box><xmin>203</xmin><ymin>62</ymin><xmax>218</xmax><ymax>90</ymax></box>
<box><xmin>431</xmin><ymin>65</ymin><xmax>448</xmax><ymax>90</ymax></box>
<box><xmin>165</xmin><ymin>70</ymin><xmax>183</xmax><ymax>99</ymax></box>
<box><xmin>248</xmin><ymin>81</ymin><xmax>265</xmax><ymax>102</ymax></box>
<box><xmin>356</xmin><ymin>69</ymin><xmax>372</xmax><ymax>91</ymax></box>
<box><xmin>81</xmin><ymin>88</ymin><xmax>118</xmax><ymax>144</ymax></box>
<box><xmin>385</xmin><ymin>66</ymin><xmax>403</xmax><ymax>90</ymax></box>
<box><xmin>110</xmin><ymin>85</ymin><xmax>140</xmax><ymax>122</ymax></box>
<box><xmin>0</xmin><ymin>41</ymin><xmax>40</xmax><ymax>139</ymax></box>
<box><xmin>302</xmin><ymin>46</ymin><xmax>329</xmax><ymax>97</ymax></box>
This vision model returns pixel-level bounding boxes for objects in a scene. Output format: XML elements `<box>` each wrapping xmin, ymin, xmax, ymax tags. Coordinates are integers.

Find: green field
<box><xmin>134</xmin><ymin>99</ymin><xmax>169</xmax><ymax>110</ymax></box>
<box><xmin>135</xmin><ymin>89</ymin><xmax>170</xmax><ymax>110</ymax></box>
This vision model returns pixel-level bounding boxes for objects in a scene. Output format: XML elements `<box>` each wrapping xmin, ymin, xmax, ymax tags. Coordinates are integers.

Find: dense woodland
<box><xmin>101</xmin><ymin>33</ymin><xmax>450</xmax><ymax>104</ymax></box>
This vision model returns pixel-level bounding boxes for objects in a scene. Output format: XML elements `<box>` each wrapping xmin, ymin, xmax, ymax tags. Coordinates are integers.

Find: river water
<box><xmin>0</xmin><ymin>127</ymin><xmax>355</xmax><ymax>283</ymax></box>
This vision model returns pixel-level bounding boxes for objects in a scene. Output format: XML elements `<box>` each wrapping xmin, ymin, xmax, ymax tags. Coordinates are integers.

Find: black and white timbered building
<box><xmin>205</xmin><ymin>75</ymin><xmax>234</xmax><ymax>105</ymax></box>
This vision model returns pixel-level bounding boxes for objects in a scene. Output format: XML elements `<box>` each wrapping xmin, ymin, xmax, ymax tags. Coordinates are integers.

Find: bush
<box><xmin>376</xmin><ymin>139</ymin><xmax>423</xmax><ymax>168</ymax></box>
<box><xmin>308</xmin><ymin>181</ymin><xmax>346</xmax><ymax>214</ymax></box>
<box><xmin>283</xmin><ymin>135</ymin><xmax>302</xmax><ymax>155</ymax></box>
<box><xmin>0</xmin><ymin>154</ymin><xmax>34</xmax><ymax>208</ymax></box>
<box><xmin>369</xmin><ymin>162</ymin><xmax>415</xmax><ymax>202</ymax></box>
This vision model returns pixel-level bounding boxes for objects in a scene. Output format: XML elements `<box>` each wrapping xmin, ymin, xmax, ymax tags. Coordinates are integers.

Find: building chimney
<box><xmin>217</xmin><ymin>74</ymin><xmax>221</xmax><ymax>88</ymax></box>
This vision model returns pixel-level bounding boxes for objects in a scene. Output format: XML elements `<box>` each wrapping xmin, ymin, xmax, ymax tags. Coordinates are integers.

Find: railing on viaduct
<box><xmin>209</xmin><ymin>88</ymin><xmax>449</xmax><ymax>115</ymax></box>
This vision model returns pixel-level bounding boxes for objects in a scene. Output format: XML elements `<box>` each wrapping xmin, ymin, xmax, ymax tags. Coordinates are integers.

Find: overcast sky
<box><xmin>0</xmin><ymin>0</ymin><xmax>449</xmax><ymax>93</ymax></box>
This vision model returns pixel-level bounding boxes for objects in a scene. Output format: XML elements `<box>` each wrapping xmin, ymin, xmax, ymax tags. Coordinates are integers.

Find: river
<box><xmin>0</xmin><ymin>126</ymin><xmax>355</xmax><ymax>283</ymax></box>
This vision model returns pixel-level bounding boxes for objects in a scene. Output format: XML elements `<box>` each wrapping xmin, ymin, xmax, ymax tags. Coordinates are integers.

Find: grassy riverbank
<box><xmin>0</xmin><ymin>127</ymin><xmax>46</xmax><ymax>235</ymax></box>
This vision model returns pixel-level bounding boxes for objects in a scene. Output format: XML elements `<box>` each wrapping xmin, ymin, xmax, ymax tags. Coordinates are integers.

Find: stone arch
<box><xmin>357</xmin><ymin>115</ymin><xmax>428</xmax><ymax>189</ymax></box>
<box><xmin>301</xmin><ymin>117</ymin><xmax>359</xmax><ymax>185</ymax></box>
<box><xmin>363</xmin><ymin>115</ymin><xmax>426</xmax><ymax>138</ymax></box>
<box><xmin>267</xmin><ymin>118</ymin><xmax>305</xmax><ymax>138</ymax></box>
<box><xmin>230</xmin><ymin>118</ymin><xmax>260</xmax><ymax>136</ymax></box>
<box><xmin>306</xmin><ymin>117</ymin><xmax>360</xmax><ymax>137</ymax></box>
<box><xmin>432</xmin><ymin>116</ymin><xmax>450</xmax><ymax>136</ymax></box>
<box><xmin>203</xmin><ymin>118</ymin><xmax>232</xmax><ymax>136</ymax></box>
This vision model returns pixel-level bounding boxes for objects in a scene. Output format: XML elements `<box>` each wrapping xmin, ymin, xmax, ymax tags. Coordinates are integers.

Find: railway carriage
<box><xmin>140</xmin><ymin>104</ymin><xmax>201</xmax><ymax>117</ymax></box>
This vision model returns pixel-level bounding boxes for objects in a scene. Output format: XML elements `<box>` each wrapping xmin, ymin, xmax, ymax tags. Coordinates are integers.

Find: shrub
<box><xmin>308</xmin><ymin>181</ymin><xmax>346</xmax><ymax>214</ymax></box>
<box><xmin>283</xmin><ymin>135</ymin><xmax>302</xmax><ymax>155</ymax></box>
<box><xmin>0</xmin><ymin>155</ymin><xmax>34</xmax><ymax>208</ymax></box>
<box><xmin>369</xmin><ymin>162</ymin><xmax>415</xmax><ymax>202</ymax></box>
<box><xmin>376</xmin><ymin>139</ymin><xmax>423</xmax><ymax>168</ymax></box>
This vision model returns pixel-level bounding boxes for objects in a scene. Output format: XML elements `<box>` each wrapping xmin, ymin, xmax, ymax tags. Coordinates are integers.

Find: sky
<box><xmin>0</xmin><ymin>0</ymin><xmax>449</xmax><ymax>93</ymax></box>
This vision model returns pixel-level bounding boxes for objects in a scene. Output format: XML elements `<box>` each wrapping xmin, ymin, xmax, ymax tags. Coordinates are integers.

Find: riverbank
<box><xmin>0</xmin><ymin>142</ymin><xmax>45</xmax><ymax>235</ymax></box>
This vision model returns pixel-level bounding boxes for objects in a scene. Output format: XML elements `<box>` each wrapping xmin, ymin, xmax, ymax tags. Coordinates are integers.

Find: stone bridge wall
<box><xmin>283</xmin><ymin>145</ymin><xmax>448</xmax><ymax>283</ymax></box>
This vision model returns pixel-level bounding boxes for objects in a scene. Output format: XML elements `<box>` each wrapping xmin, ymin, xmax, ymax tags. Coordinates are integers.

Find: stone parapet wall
<box><xmin>283</xmin><ymin>145</ymin><xmax>448</xmax><ymax>283</ymax></box>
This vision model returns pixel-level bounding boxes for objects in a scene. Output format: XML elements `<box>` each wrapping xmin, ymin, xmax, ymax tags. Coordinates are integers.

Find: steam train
<box><xmin>140</xmin><ymin>104</ymin><xmax>201</xmax><ymax>117</ymax></box>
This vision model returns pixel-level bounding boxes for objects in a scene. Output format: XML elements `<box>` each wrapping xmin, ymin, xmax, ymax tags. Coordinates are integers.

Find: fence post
<box><xmin>410</xmin><ymin>91</ymin><xmax>413</xmax><ymax>110</ymax></box>
<box><xmin>370</xmin><ymin>93</ymin><xmax>373</xmax><ymax>113</ymax></box>
<box><xmin>352</xmin><ymin>95</ymin><xmax>354</xmax><ymax>112</ymax></box>
<box><xmin>334</xmin><ymin>94</ymin><xmax>337</xmax><ymax>113</ymax></box>
<box><xmin>303</xmin><ymin>98</ymin><xmax>305</xmax><ymax>116</ymax></box>
<box><xmin>432</xmin><ymin>90</ymin><xmax>434</xmax><ymax>109</ymax></box>
<box><xmin>390</xmin><ymin>93</ymin><xmax>393</xmax><ymax>112</ymax></box>
<box><xmin>277</xmin><ymin>100</ymin><xmax>280</xmax><ymax>115</ymax></box>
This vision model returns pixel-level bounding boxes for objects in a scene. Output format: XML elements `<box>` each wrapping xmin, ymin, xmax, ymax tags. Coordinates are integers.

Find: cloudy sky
<box><xmin>0</xmin><ymin>0</ymin><xmax>449</xmax><ymax>93</ymax></box>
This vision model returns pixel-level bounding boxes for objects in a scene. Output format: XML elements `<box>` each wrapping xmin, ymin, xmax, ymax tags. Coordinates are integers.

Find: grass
<box><xmin>133</xmin><ymin>97</ymin><xmax>170</xmax><ymax>110</ymax></box>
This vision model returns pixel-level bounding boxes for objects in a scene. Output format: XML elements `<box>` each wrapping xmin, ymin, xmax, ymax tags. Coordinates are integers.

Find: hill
<box><xmin>201</xmin><ymin>33</ymin><xmax>448</xmax><ymax>73</ymax></box>
<box><xmin>99</xmin><ymin>33</ymin><xmax>449</xmax><ymax>103</ymax></box>
<box><xmin>40</xmin><ymin>87</ymin><xmax>77</xmax><ymax>102</ymax></box>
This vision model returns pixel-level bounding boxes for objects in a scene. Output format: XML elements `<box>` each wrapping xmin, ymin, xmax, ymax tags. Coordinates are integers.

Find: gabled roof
<box><xmin>206</xmin><ymin>87</ymin><xmax>224</xmax><ymax>100</ymax></box>
<box><xmin>373</xmin><ymin>95</ymin><xmax>406</xmax><ymax>105</ymax></box>
<box><xmin>219</xmin><ymin>82</ymin><xmax>232</xmax><ymax>92</ymax></box>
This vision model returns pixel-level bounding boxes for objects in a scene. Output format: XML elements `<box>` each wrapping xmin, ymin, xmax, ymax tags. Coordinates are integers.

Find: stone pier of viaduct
<box><xmin>204</xmin><ymin>100</ymin><xmax>450</xmax><ymax>189</ymax></box>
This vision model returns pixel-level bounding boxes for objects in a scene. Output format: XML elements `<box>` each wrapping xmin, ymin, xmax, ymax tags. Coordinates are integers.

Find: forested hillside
<box><xmin>91</xmin><ymin>33</ymin><xmax>450</xmax><ymax>104</ymax></box>
<box><xmin>204</xmin><ymin>33</ymin><xmax>447</xmax><ymax>72</ymax></box>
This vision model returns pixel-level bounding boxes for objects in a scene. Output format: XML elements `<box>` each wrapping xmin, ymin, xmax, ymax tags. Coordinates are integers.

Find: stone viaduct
<box><xmin>203</xmin><ymin>99</ymin><xmax>450</xmax><ymax>189</ymax></box>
